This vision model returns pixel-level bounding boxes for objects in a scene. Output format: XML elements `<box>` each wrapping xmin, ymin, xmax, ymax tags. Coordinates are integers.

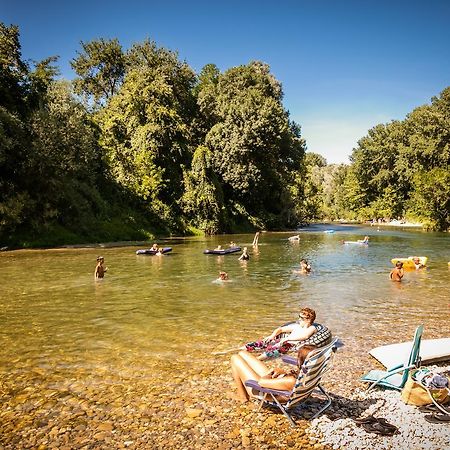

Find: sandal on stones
<box><xmin>376</xmin><ymin>418</ymin><xmax>399</xmax><ymax>432</ymax></box>
<box><xmin>354</xmin><ymin>415</ymin><xmax>378</xmax><ymax>424</ymax></box>
<box><xmin>419</xmin><ymin>404</ymin><xmax>450</xmax><ymax>414</ymax></box>
<box><xmin>362</xmin><ymin>421</ymin><xmax>397</xmax><ymax>436</ymax></box>
<box><xmin>425</xmin><ymin>414</ymin><xmax>450</xmax><ymax>424</ymax></box>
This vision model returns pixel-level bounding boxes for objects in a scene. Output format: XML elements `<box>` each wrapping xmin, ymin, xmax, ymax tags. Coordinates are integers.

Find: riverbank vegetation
<box><xmin>1</xmin><ymin>24</ymin><xmax>449</xmax><ymax>247</ymax></box>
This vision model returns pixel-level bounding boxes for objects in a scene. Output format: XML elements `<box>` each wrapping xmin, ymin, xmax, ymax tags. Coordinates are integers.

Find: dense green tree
<box><xmin>204</xmin><ymin>61</ymin><xmax>305</xmax><ymax>227</ymax></box>
<box><xmin>20</xmin><ymin>81</ymin><xmax>101</xmax><ymax>232</ymax></box>
<box><xmin>71</xmin><ymin>38</ymin><xmax>126</xmax><ymax>105</ymax></box>
<box><xmin>193</xmin><ymin>63</ymin><xmax>220</xmax><ymax>145</ymax></box>
<box><xmin>335</xmin><ymin>86</ymin><xmax>450</xmax><ymax>227</ymax></box>
<box><xmin>181</xmin><ymin>145</ymin><xmax>225</xmax><ymax>234</ymax></box>
<box><xmin>0</xmin><ymin>23</ymin><xmax>28</xmax><ymax>114</ymax></box>
<box><xmin>97</xmin><ymin>39</ymin><xmax>196</xmax><ymax>228</ymax></box>
<box><xmin>408</xmin><ymin>168</ymin><xmax>450</xmax><ymax>230</ymax></box>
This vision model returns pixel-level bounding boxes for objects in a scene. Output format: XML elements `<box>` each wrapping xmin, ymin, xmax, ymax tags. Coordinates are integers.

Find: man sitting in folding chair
<box><xmin>231</xmin><ymin>339</ymin><xmax>338</xmax><ymax>427</ymax></box>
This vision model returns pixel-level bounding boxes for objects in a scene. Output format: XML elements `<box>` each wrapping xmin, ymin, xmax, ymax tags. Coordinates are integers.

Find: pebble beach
<box><xmin>1</xmin><ymin>351</ymin><xmax>448</xmax><ymax>450</ymax></box>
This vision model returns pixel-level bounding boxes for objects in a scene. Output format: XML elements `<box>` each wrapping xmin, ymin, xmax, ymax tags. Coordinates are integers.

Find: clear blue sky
<box><xmin>3</xmin><ymin>0</ymin><xmax>450</xmax><ymax>163</ymax></box>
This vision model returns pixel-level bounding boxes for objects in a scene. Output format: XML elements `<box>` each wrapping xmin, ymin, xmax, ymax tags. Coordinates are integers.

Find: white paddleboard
<box><xmin>369</xmin><ymin>338</ymin><xmax>450</xmax><ymax>369</ymax></box>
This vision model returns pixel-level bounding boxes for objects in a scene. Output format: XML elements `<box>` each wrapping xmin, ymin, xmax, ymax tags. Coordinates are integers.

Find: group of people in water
<box><xmin>215</xmin><ymin>232</ymin><xmax>311</xmax><ymax>282</ymax></box>
<box><xmin>95</xmin><ymin>231</ymin><xmax>426</xmax><ymax>284</ymax></box>
<box><xmin>390</xmin><ymin>257</ymin><xmax>425</xmax><ymax>282</ymax></box>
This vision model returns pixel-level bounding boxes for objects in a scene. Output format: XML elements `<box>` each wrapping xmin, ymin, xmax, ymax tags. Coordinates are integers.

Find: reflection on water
<box><xmin>1</xmin><ymin>224</ymin><xmax>449</xmax><ymax>381</ymax></box>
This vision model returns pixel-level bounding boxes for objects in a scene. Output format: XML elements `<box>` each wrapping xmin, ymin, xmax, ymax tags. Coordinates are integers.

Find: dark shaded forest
<box><xmin>1</xmin><ymin>24</ymin><xmax>448</xmax><ymax>247</ymax></box>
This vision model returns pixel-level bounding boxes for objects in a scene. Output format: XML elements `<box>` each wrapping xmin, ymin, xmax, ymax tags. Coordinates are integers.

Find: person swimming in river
<box><xmin>94</xmin><ymin>256</ymin><xmax>108</xmax><ymax>280</ymax></box>
<box><xmin>218</xmin><ymin>271</ymin><xmax>229</xmax><ymax>281</ymax></box>
<box><xmin>358</xmin><ymin>236</ymin><xmax>370</xmax><ymax>244</ymax></box>
<box><xmin>238</xmin><ymin>247</ymin><xmax>250</xmax><ymax>261</ymax></box>
<box><xmin>412</xmin><ymin>257</ymin><xmax>425</xmax><ymax>269</ymax></box>
<box><xmin>214</xmin><ymin>244</ymin><xmax>223</xmax><ymax>251</ymax></box>
<box><xmin>299</xmin><ymin>259</ymin><xmax>311</xmax><ymax>274</ymax></box>
<box><xmin>288</xmin><ymin>235</ymin><xmax>300</xmax><ymax>241</ymax></box>
<box><xmin>252</xmin><ymin>231</ymin><xmax>260</xmax><ymax>246</ymax></box>
<box><xmin>229</xmin><ymin>241</ymin><xmax>238</xmax><ymax>248</ymax></box>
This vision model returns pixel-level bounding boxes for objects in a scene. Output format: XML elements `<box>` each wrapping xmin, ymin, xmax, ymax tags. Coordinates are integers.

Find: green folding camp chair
<box><xmin>360</xmin><ymin>324</ymin><xmax>423</xmax><ymax>391</ymax></box>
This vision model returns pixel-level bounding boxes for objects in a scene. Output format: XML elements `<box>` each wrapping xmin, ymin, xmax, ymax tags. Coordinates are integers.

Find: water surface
<box><xmin>1</xmin><ymin>224</ymin><xmax>449</xmax><ymax>398</ymax></box>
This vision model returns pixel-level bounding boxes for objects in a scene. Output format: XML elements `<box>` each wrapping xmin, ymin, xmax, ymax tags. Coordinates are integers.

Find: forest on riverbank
<box><xmin>1</xmin><ymin>23</ymin><xmax>449</xmax><ymax>247</ymax></box>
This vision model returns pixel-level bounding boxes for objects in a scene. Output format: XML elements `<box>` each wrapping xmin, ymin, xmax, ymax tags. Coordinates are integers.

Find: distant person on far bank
<box><xmin>390</xmin><ymin>261</ymin><xmax>404</xmax><ymax>282</ymax></box>
<box><xmin>94</xmin><ymin>256</ymin><xmax>107</xmax><ymax>280</ymax></box>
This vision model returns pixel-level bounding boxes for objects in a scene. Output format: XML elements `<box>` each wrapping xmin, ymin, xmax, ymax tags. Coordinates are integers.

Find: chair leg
<box><xmin>257</xmin><ymin>393</ymin><xmax>267</xmax><ymax>412</ymax></box>
<box><xmin>311</xmin><ymin>385</ymin><xmax>332</xmax><ymax>419</ymax></box>
<box><xmin>270</xmin><ymin>394</ymin><xmax>297</xmax><ymax>428</ymax></box>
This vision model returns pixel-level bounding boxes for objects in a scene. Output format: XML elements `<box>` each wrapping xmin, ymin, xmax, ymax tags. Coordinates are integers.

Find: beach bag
<box><xmin>401</xmin><ymin>369</ymin><xmax>449</xmax><ymax>406</ymax></box>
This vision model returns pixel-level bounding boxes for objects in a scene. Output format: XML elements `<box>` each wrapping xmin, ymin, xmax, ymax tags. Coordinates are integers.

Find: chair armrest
<box><xmin>386</xmin><ymin>362</ymin><xmax>404</xmax><ymax>371</ymax></box>
<box><xmin>281</xmin><ymin>355</ymin><xmax>297</xmax><ymax>365</ymax></box>
<box><xmin>244</xmin><ymin>379</ymin><xmax>291</xmax><ymax>397</ymax></box>
<box><xmin>366</xmin><ymin>362</ymin><xmax>417</xmax><ymax>391</ymax></box>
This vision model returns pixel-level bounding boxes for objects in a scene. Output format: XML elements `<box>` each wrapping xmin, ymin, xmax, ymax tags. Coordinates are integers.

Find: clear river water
<box><xmin>0</xmin><ymin>223</ymin><xmax>449</xmax><ymax>441</ymax></box>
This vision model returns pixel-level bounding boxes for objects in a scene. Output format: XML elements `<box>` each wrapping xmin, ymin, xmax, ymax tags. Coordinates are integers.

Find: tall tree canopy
<box><xmin>96</xmin><ymin>39</ymin><xmax>197</xmax><ymax>228</ymax></box>
<box><xmin>200</xmin><ymin>61</ymin><xmax>306</xmax><ymax>228</ymax></box>
<box><xmin>71</xmin><ymin>38</ymin><xmax>126</xmax><ymax>105</ymax></box>
<box><xmin>3</xmin><ymin>23</ymin><xmax>448</xmax><ymax>248</ymax></box>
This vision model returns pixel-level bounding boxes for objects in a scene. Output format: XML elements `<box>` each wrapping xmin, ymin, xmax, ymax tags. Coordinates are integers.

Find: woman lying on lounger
<box><xmin>231</xmin><ymin>344</ymin><xmax>316</xmax><ymax>402</ymax></box>
<box><xmin>244</xmin><ymin>307</ymin><xmax>318</xmax><ymax>360</ymax></box>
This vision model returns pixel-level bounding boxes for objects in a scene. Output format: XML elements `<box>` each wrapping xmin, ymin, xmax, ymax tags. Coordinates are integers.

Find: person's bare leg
<box><xmin>230</xmin><ymin>354</ymin><xmax>261</xmax><ymax>400</ymax></box>
<box><xmin>238</xmin><ymin>351</ymin><xmax>271</xmax><ymax>377</ymax></box>
<box><xmin>231</xmin><ymin>356</ymin><xmax>249</xmax><ymax>402</ymax></box>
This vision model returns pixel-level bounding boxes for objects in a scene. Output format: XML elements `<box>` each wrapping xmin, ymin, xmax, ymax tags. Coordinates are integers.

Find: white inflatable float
<box><xmin>369</xmin><ymin>338</ymin><xmax>450</xmax><ymax>368</ymax></box>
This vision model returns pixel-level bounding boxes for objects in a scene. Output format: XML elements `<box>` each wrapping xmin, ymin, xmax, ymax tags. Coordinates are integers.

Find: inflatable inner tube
<box><xmin>204</xmin><ymin>247</ymin><xmax>241</xmax><ymax>255</ymax></box>
<box><xmin>136</xmin><ymin>247</ymin><xmax>172</xmax><ymax>255</ymax></box>
<box><xmin>279</xmin><ymin>322</ymin><xmax>332</xmax><ymax>350</ymax></box>
<box><xmin>391</xmin><ymin>256</ymin><xmax>427</xmax><ymax>269</ymax></box>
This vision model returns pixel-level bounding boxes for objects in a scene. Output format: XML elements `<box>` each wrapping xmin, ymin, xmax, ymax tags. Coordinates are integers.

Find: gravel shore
<box><xmin>1</xmin><ymin>356</ymin><xmax>448</xmax><ymax>449</ymax></box>
<box><xmin>308</xmin><ymin>365</ymin><xmax>450</xmax><ymax>450</ymax></box>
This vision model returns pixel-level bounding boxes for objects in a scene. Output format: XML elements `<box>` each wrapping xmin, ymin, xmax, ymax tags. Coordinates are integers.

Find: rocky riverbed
<box><xmin>1</xmin><ymin>354</ymin><xmax>448</xmax><ymax>449</ymax></box>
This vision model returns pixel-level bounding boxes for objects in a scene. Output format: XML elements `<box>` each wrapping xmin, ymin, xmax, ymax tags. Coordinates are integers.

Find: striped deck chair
<box><xmin>244</xmin><ymin>338</ymin><xmax>339</xmax><ymax>427</ymax></box>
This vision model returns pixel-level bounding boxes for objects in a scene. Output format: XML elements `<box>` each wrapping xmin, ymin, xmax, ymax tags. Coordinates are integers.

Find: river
<box><xmin>0</xmin><ymin>224</ymin><xmax>449</xmax><ymax>447</ymax></box>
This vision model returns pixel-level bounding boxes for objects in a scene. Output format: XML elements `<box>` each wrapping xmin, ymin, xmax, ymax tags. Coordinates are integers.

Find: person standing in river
<box><xmin>238</xmin><ymin>247</ymin><xmax>250</xmax><ymax>261</ymax></box>
<box><xmin>94</xmin><ymin>256</ymin><xmax>107</xmax><ymax>280</ymax></box>
<box><xmin>390</xmin><ymin>261</ymin><xmax>404</xmax><ymax>282</ymax></box>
